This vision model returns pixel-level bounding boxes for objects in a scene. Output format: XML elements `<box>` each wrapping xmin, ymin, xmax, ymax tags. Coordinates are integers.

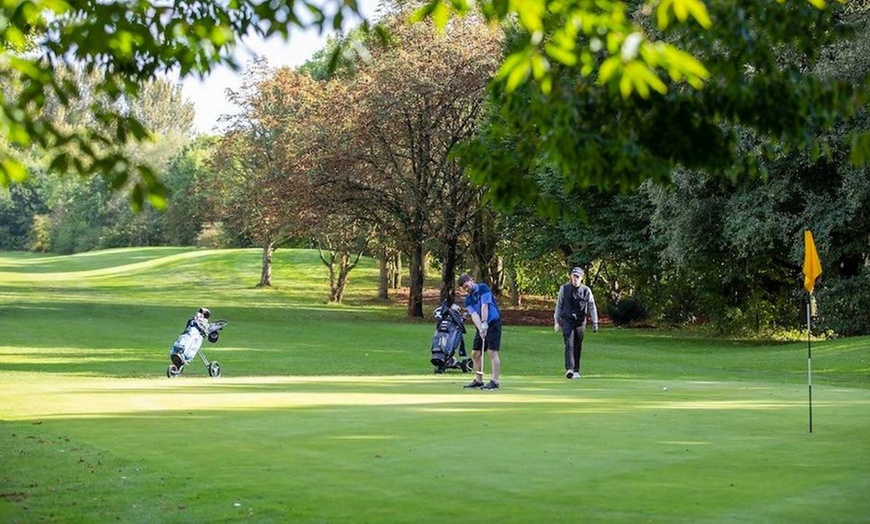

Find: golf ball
<box><xmin>662</xmin><ymin>387</ymin><xmax>668</xmax><ymax>391</ymax></box>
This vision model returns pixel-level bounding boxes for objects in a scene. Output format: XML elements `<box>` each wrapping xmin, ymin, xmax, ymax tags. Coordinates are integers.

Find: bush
<box><xmin>195</xmin><ymin>222</ymin><xmax>230</xmax><ymax>249</ymax></box>
<box><xmin>607</xmin><ymin>296</ymin><xmax>648</xmax><ymax>326</ymax></box>
<box><xmin>27</xmin><ymin>215</ymin><xmax>52</xmax><ymax>252</ymax></box>
<box><xmin>817</xmin><ymin>273</ymin><xmax>870</xmax><ymax>336</ymax></box>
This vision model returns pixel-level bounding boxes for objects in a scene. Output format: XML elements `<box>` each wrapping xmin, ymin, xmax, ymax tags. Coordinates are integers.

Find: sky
<box><xmin>181</xmin><ymin>3</ymin><xmax>378</xmax><ymax>135</ymax></box>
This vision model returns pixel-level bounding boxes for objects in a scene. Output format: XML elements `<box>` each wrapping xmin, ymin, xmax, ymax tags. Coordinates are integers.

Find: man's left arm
<box><xmin>587</xmin><ymin>288</ymin><xmax>599</xmax><ymax>333</ymax></box>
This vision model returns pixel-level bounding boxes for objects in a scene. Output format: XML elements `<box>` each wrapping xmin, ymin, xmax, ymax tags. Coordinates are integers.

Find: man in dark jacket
<box><xmin>554</xmin><ymin>267</ymin><xmax>599</xmax><ymax>379</ymax></box>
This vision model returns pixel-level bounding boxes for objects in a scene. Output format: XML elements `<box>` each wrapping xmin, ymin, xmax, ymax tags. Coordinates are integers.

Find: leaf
<box><xmin>851</xmin><ymin>131</ymin><xmax>870</xmax><ymax>165</ymax></box>
<box><xmin>657</xmin><ymin>0</ymin><xmax>712</xmax><ymax>30</ymax></box>
<box><xmin>505</xmin><ymin>56</ymin><xmax>531</xmax><ymax>92</ymax></box>
<box><xmin>619</xmin><ymin>73</ymin><xmax>633</xmax><ymax>98</ymax></box>
<box><xmin>130</xmin><ymin>184</ymin><xmax>144</xmax><ymax>213</ymax></box>
<box><xmin>1</xmin><ymin>158</ymin><xmax>29</xmax><ymax>184</ymax></box>
<box><xmin>686</xmin><ymin>0</ymin><xmax>713</xmax><ymax>29</ymax></box>
<box><xmin>496</xmin><ymin>50</ymin><xmax>528</xmax><ymax>80</ymax></box>
<box><xmin>513</xmin><ymin>0</ymin><xmax>545</xmax><ymax>34</ymax></box>
<box><xmin>598</xmin><ymin>56</ymin><xmax>621</xmax><ymax>84</ymax></box>
<box><xmin>632</xmin><ymin>63</ymin><xmax>668</xmax><ymax>96</ymax></box>
<box><xmin>431</xmin><ymin>0</ymin><xmax>450</xmax><ymax>31</ymax></box>
<box><xmin>539</xmin><ymin>75</ymin><xmax>552</xmax><ymax>95</ymax></box>
<box><xmin>673</xmin><ymin>0</ymin><xmax>688</xmax><ymax>22</ymax></box>
<box><xmin>5</xmin><ymin>26</ymin><xmax>27</xmax><ymax>51</ymax></box>
<box><xmin>545</xmin><ymin>42</ymin><xmax>577</xmax><ymax>67</ymax></box>
<box><xmin>410</xmin><ymin>0</ymin><xmax>439</xmax><ymax>23</ymax></box>
<box><xmin>657</xmin><ymin>0</ymin><xmax>673</xmax><ymax>30</ymax></box>
<box><xmin>147</xmin><ymin>182</ymin><xmax>169</xmax><ymax>210</ymax></box>
<box><xmin>5</xmin><ymin>121</ymin><xmax>31</xmax><ymax>146</ymax></box>
<box><xmin>530</xmin><ymin>53</ymin><xmax>550</xmax><ymax>80</ymax></box>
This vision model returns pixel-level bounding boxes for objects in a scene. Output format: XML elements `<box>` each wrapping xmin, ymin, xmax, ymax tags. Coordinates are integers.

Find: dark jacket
<box><xmin>554</xmin><ymin>283</ymin><xmax>599</xmax><ymax>327</ymax></box>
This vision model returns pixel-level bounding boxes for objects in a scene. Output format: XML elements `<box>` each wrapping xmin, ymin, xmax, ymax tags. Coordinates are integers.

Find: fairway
<box><xmin>2</xmin><ymin>249</ymin><xmax>869</xmax><ymax>523</ymax></box>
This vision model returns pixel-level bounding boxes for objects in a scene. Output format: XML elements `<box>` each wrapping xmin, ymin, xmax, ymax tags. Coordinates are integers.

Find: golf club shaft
<box><xmin>479</xmin><ymin>325</ymin><xmax>486</xmax><ymax>379</ymax></box>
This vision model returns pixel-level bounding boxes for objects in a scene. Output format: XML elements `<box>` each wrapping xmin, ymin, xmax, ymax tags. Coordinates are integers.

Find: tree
<box><xmin>458</xmin><ymin>1</ymin><xmax>869</xmax><ymax>209</ymax></box>
<box><xmin>310</xmin><ymin>13</ymin><xmax>502</xmax><ymax>317</ymax></box>
<box><xmin>0</xmin><ymin>180</ymin><xmax>46</xmax><ymax>250</ymax></box>
<box><xmin>211</xmin><ymin>61</ymin><xmax>320</xmax><ymax>286</ymax></box>
<box><xmin>161</xmin><ymin>137</ymin><xmax>220</xmax><ymax>246</ymax></box>
<box><xmin>1</xmin><ymin>0</ymin><xmax>367</xmax><ymax>207</ymax></box>
<box><xmin>1</xmin><ymin>69</ymin><xmax>193</xmax><ymax>252</ymax></box>
<box><xmin>314</xmin><ymin>215</ymin><xmax>373</xmax><ymax>303</ymax></box>
<box><xmin>5</xmin><ymin>0</ymin><xmax>866</xmax><ymax>210</ymax></box>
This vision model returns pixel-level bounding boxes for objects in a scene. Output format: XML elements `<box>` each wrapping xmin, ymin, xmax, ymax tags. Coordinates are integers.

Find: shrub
<box><xmin>607</xmin><ymin>296</ymin><xmax>648</xmax><ymax>326</ymax></box>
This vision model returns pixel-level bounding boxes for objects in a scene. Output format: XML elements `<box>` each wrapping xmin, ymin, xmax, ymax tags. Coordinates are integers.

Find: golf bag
<box><xmin>430</xmin><ymin>300</ymin><xmax>473</xmax><ymax>374</ymax></box>
<box><xmin>167</xmin><ymin>310</ymin><xmax>227</xmax><ymax>378</ymax></box>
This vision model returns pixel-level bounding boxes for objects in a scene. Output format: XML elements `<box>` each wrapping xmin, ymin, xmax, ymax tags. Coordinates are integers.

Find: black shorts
<box><xmin>472</xmin><ymin>319</ymin><xmax>502</xmax><ymax>351</ymax></box>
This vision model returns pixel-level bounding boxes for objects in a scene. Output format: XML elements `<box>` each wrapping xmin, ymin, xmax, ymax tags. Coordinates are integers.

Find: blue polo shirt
<box><xmin>464</xmin><ymin>283</ymin><xmax>500</xmax><ymax>322</ymax></box>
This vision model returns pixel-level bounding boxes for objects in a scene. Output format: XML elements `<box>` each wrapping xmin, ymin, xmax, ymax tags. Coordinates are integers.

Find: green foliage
<box><xmin>27</xmin><ymin>214</ymin><xmax>52</xmax><ymax>252</ymax></box>
<box><xmin>606</xmin><ymin>296</ymin><xmax>648</xmax><ymax>326</ymax></box>
<box><xmin>509</xmin><ymin>249</ymin><xmax>566</xmax><ymax>296</ymax></box>
<box><xmin>817</xmin><ymin>273</ymin><xmax>870</xmax><ymax>337</ymax></box>
<box><xmin>160</xmin><ymin>137</ymin><xmax>218</xmax><ymax>245</ymax></box>
<box><xmin>0</xmin><ymin>180</ymin><xmax>46</xmax><ymax>250</ymax></box>
<box><xmin>195</xmin><ymin>222</ymin><xmax>231</xmax><ymax>249</ymax></box>
<box><xmin>420</xmin><ymin>0</ymin><xmax>712</xmax><ymax>97</ymax></box>
<box><xmin>461</xmin><ymin>1</ymin><xmax>868</xmax><ymax>206</ymax></box>
<box><xmin>1</xmin><ymin>0</ymin><xmax>366</xmax><ymax>206</ymax></box>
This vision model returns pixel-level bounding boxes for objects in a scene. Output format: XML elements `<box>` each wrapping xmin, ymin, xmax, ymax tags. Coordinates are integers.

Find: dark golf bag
<box><xmin>430</xmin><ymin>300</ymin><xmax>473</xmax><ymax>374</ymax></box>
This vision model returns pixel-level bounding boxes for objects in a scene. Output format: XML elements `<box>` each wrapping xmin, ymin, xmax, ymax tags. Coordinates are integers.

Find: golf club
<box><xmin>479</xmin><ymin>321</ymin><xmax>486</xmax><ymax>384</ymax></box>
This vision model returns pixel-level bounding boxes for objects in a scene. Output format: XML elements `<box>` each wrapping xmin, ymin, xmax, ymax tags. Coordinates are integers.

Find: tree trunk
<box><xmin>258</xmin><ymin>241</ymin><xmax>274</xmax><ymax>287</ymax></box>
<box><xmin>391</xmin><ymin>251</ymin><xmax>402</xmax><ymax>289</ymax></box>
<box><xmin>506</xmin><ymin>267</ymin><xmax>521</xmax><ymax>307</ymax></box>
<box><xmin>334</xmin><ymin>254</ymin><xmax>350</xmax><ymax>303</ymax></box>
<box><xmin>407</xmin><ymin>242</ymin><xmax>425</xmax><ymax>318</ymax></box>
<box><xmin>317</xmin><ymin>245</ymin><xmax>338</xmax><ymax>301</ymax></box>
<box><xmin>471</xmin><ymin>209</ymin><xmax>499</xmax><ymax>291</ymax></box>
<box><xmin>377</xmin><ymin>245</ymin><xmax>389</xmax><ymax>300</ymax></box>
<box><xmin>490</xmin><ymin>255</ymin><xmax>504</xmax><ymax>296</ymax></box>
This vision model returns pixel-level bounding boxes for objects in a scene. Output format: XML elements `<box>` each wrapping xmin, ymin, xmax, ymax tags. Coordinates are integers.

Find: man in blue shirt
<box><xmin>457</xmin><ymin>274</ymin><xmax>502</xmax><ymax>390</ymax></box>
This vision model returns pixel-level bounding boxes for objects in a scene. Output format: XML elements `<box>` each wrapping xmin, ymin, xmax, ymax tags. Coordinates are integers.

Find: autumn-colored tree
<box><xmin>311</xmin><ymin>13</ymin><xmax>502</xmax><ymax>317</ymax></box>
<box><xmin>212</xmin><ymin>60</ymin><xmax>319</xmax><ymax>287</ymax></box>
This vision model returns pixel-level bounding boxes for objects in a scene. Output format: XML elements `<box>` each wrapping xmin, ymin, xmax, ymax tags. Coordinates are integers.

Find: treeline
<box><xmin>1</xmin><ymin>3</ymin><xmax>868</xmax><ymax>336</ymax></box>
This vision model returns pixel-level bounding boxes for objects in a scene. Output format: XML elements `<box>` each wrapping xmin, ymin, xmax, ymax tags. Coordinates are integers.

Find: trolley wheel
<box><xmin>167</xmin><ymin>364</ymin><xmax>181</xmax><ymax>378</ymax></box>
<box><xmin>208</xmin><ymin>361</ymin><xmax>221</xmax><ymax>378</ymax></box>
<box><xmin>461</xmin><ymin>359</ymin><xmax>473</xmax><ymax>372</ymax></box>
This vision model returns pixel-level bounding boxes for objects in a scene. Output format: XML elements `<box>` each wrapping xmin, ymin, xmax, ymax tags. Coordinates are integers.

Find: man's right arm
<box><xmin>554</xmin><ymin>286</ymin><xmax>563</xmax><ymax>331</ymax></box>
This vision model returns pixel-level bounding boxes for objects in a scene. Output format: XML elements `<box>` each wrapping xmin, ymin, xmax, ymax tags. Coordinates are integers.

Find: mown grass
<box><xmin>1</xmin><ymin>248</ymin><xmax>869</xmax><ymax>523</ymax></box>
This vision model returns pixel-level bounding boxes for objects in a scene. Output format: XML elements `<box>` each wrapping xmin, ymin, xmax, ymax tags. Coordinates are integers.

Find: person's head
<box><xmin>198</xmin><ymin>307</ymin><xmax>211</xmax><ymax>320</ymax></box>
<box><xmin>569</xmin><ymin>267</ymin><xmax>584</xmax><ymax>287</ymax></box>
<box><xmin>457</xmin><ymin>274</ymin><xmax>475</xmax><ymax>293</ymax></box>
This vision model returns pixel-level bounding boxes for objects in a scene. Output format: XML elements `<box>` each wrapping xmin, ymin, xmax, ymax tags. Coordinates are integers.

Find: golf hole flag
<box><xmin>802</xmin><ymin>229</ymin><xmax>821</xmax><ymax>433</ymax></box>
<box><xmin>803</xmin><ymin>230</ymin><xmax>822</xmax><ymax>294</ymax></box>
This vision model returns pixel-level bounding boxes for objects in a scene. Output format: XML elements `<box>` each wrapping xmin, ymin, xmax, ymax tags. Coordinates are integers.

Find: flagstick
<box><xmin>806</xmin><ymin>296</ymin><xmax>813</xmax><ymax>434</ymax></box>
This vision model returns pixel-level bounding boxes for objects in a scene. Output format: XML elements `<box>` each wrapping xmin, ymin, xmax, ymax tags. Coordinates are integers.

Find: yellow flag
<box><xmin>803</xmin><ymin>230</ymin><xmax>822</xmax><ymax>294</ymax></box>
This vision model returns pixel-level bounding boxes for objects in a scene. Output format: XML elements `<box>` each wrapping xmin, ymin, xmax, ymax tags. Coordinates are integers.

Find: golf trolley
<box><xmin>430</xmin><ymin>300</ymin><xmax>473</xmax><ymax>374</ymax></box>
<box><xmin>167</xmin><ymin>319</ymin><xmax>227</xmax><ymax>378</ymax></box>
